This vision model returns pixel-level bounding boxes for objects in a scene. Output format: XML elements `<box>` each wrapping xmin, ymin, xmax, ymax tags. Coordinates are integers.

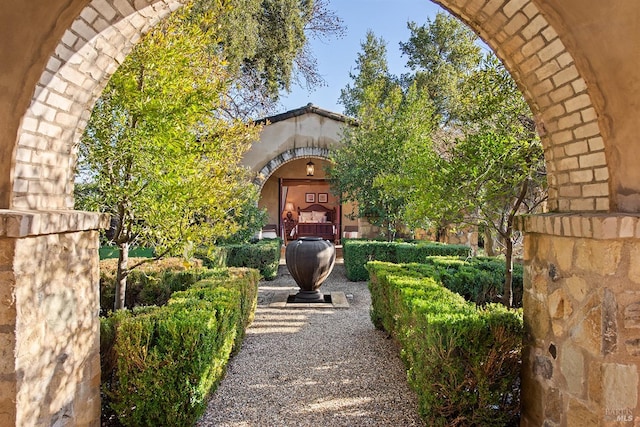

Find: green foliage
<box><xmin>400</xmin><ymin>12</ymin><xmax>482</xmax><ymax>124</ymax></box>
<box><xmin>220</xmin><ymin>239</ymin><xmax>282</xmax><ymax>280</ymax></box>
<box><xmin>99</xmin><ymin>257</ymin><xmax>223</xmax><ymax>315</ymax></box>
<box><xmin>192</xmin><ymin>0</ymin><xmax>344</xmax><ymax>118</ymax></box>
<box><xmin>99</xmin><ymin>246</ymin><xmax>154</xmax><ymax>259</ymax></box>
<box><xmin>101</xmin><ymin>267</ymin><xmax>259</xmax><ymax>426</ymax></box>
<box><xmin>367</xmin><ymin>262</ymin><xmax>522</xmax><ymax>426</ymax></box>
<box><xmin>330</xmin><ymin>32</ymin><xmax>435</xmax><ymax>239</ymax></box>
<box><xmin>396</xmin><ymin>257</ymin><xmax>524</xmax><ymax>307</ymax></box>
<box><xmin>342</xmin><ymin>239</ymin><xmax>470</xmax><ymax>281</ymax></box>
<box><xmin>380</xmin><ymin>12</ymin><xmax>546</xmax><ymax>307</ymax></box>
<box><xmin>76</xmin><ymin>6</ymin><xmax>265</xmax><ymax>309</ymax></box>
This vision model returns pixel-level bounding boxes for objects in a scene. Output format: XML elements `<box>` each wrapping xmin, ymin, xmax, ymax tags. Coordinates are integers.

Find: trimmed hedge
<box><xmin>394</xmin><ymin>257</ymin><xmax>524</xmax><ymax>307</ymax></box>
<box><xmin>101</xmin><ymin>267</ymin><xmax>259</xmax><ymax>427</ymax></box>
<box><xmin>343</xmin><ymin>240</ymin><xmax>470</xmax><ymax>281</ymax></box>
<box><xmin>196</xmin><ymin>239</ymin><xmax>281</xmax><ymax>280</ymax></box>
<box><xmin>367</xmin><ymin>261</ymin><xmax>522</xmax><ymax>426</ymax></box>
<box><xmin>99</xmin><ymin>257</ymin><xmax>220</xmax><ymax>315</ymax></box>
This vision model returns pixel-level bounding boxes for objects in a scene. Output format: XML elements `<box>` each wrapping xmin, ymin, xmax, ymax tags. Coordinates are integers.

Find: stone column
<box><xmin>0</xmin><ymin>210</ymin><xmax>107</xmax><ymax>427</ymax></box>
<box><xmin>520</xmin><ymin>213</ymin><xmax>640</xmax><ymax>426</ymax></box>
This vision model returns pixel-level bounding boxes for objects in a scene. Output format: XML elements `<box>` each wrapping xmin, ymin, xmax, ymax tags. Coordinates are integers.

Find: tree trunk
<box><xmin>503</xmin><ymin>236</ymin><xmax>513</xmax><ymax>308</ymax></box>
<box><xmin>114</xmin><ymin>241</ymin><xmax>129</xmax><ymax>311</ymax></box>
<box><xmin>484</xmin><ymin>228</ymin><xmax>496</xmax><ymax>257</ymax></box>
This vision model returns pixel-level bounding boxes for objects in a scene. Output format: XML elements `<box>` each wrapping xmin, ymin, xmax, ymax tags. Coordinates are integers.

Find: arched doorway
<box><xmin>1</xmin><ymin>1</ymin><xmax>639</xmax><ymax>425</ymax></box>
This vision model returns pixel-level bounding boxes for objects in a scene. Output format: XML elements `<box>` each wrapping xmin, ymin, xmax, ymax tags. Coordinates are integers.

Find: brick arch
<box><xmin>12</xmin><ymin>0</ymin><xmax>186</xmax><ymax>210</ymax></box>
<box><xmin>253</xmin><ymin>147</ymin><xmax>331</xmax><ymax>189</ymax></box>
<box><xmin>11</xmin><ymin>0</ymin><xmax>611</xmax><ymax>214</ymax></box>
<box><xmin>433</xmin><ymin>0</ymin><xmax>609</xmax><ymax>213</ymax></box>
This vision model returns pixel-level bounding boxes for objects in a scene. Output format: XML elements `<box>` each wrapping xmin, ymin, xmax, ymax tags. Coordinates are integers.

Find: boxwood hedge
<box><xmin>342</xmin><ymin>240</ymin><xmax>471</xmax><ymax>281</ymax></box>
<box><xmin>195</xmin><ymin>239</ymin><xmax>281</xmax><ymax>280</ymax></box>
<box><xmin>367</xmin><ymin>261</ymin><xmax>522</xmax><ymax>426</ymax></box>
<box><xmin>101</xmin><ymin>267</ymin><xmax>260</xmax><ymax>426</ymax></box>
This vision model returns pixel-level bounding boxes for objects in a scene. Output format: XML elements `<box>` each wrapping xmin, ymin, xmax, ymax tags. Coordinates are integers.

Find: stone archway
<box><xmin>253</xmin><ymin>147</ymin><xmax>331</xmax><ymax>189</ymax></box>
<box><xmin>1</xmin><ymin>0</ymin><xmax>640</xmax><ymax>425</ymax></box>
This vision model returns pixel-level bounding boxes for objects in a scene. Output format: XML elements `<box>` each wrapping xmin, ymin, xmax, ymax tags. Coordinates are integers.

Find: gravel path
<box><xmin>196</xmin><ymin>263</ymin><xmax>425</xmax><ymax>427</ymax></box>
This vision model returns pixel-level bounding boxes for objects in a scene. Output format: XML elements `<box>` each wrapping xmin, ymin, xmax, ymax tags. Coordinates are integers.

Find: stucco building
<box><xmin>242</xmin><ymin>103</ymin><xmax>359</xmax><ymax>243</ymax></box>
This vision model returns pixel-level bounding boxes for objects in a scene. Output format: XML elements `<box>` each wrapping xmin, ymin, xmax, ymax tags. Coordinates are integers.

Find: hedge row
<box><xmin>101</xmin><ymin>267</ymin><xmax>260</xmax><ymax>427</ymax></box>
<box><xmin>367</xmin><ymin>261</ymin><xmax>523</xmax><ymax>426</ymax></box>
<box><xmin>343</xmin><ymin>240</ymin><xmax>470</xmax><ymax>281</ymax></box>
<box><xmin>395</xmin><ymin>256</ymin><xmax>524</xmax><ymax>307</ymax></box>
<box><xmin>196</xmin><ymin>239</ymin><xmax>281</xmax><ymax>280</ymax></box>
<box><xmin>99</xmin><ymin>257</ymin><xmax>221</xmax><ymax>315</ymax></box>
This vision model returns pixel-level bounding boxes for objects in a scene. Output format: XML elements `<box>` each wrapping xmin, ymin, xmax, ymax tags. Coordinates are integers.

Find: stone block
<box><xmin>566</xmin><ymin>398</ymin><xmax>599</xmax><ymax>427</ymax></box>
<box><xmin>560</xmin><ymin>343</ymin><xmax>585</xmax><ymax>396</ymax></box>
<box><xmin>624</xmin><ymin>338</ymin><xmax>640</xmax><ymax>356</ymax></box>
<box><xmin>553</xmin><ymin>237</ymin><xmax>574</xmax><ymax>271</ymax></box>
<box><xmin>564</xmin><ymin>93</ymin><xmax>592</xmax><ymax>113</ymax></box>
<box><xmin>588</xmin><ymin>361</ymin><xmax>603</xmax><ymax>403</ymax></box>
<box><xmin>534</xmin><ymin>355</ymin><xmax>554</xmax><ymax>380</ymax></box>
<box><xmin>565</xmin><ymin>276</ymin><xmax>588</xmax><ymax>302</ymax></box>
<box><xmin>535</xmin><ymin>60</ymin><xmax>561</xmax><ymax>81</ymax></box>
<box><xmin>522</xmin><ymin>15</ymin><xmax>547</xmax><ymax>39</ymax></box>
<box><xmin>594</xmin><ymin>167</ymin><xmax>609</xmax><ymax>182</ymax></box>
<box><xmin>545</xmin><ymin>387</ymin><xmax>563</xmax><ymax>423</ymax></box>
<box><xmin>620</xmin><ymin>217</ymin><xmax>636</xmax><ymax>238</ymax></box>
<box><xmin>569</xmin><ymin>294</ymin><xmax>602</xmax><ymax>355</ymax></box>
<box><xmin>538</xmin><ymin>38</ymin><xmax>565</xmax><ymax>62</ymax></box>
<box><xmin>549</xmin><ymin>288</ymin><xmax>573</xmax><ymax>319</ymax></box>
<box><xmin>558</xmin><ymin>156</ymin><xmax>579</xmax><ymax>171</ymax></box>
<box><xmin>552</xmin><ymin>87</ymin><xmax>576</xmax><ymax>106</ymax></box>
<box><xmin>624</xmin><ymin>301</ymin><xmax>640</xmax><ymax>328</ymax></box>
<box><xmin>570</xmin><ymin>169</ymin><xmax>594</xmax><ymax>184</ymax></box>
<box><xmin>575</xmin><ymin>240</ymin><xmax>622</xmax><ymax>276</ymax></box>
<box><xmin>580</xmin><ymin>107</ymin><xmax>597</xmax><ymax>123</ymax></box>
<box><xmin>588</xmin><ymin>136</ymin><xmax>605</xmax><ymax>152</ymax></box>
<box><xmin>564</xmin><ymin>140</ymin><xmax>589</xmax><ymax>157</ymax></box>
<box><xmin>574</xmin><ymin>122</ymin><xmax>602</xmax><ymax>141</ymax></box>
<box><xmin>603</xmin><ymin>363</ymin><xmax>638</xmax><ymax>411</ymax></box>
<box><xmin>522</xmin><ymin>36</ymin><xmax>545</xmax><ymax>59</ymax></box>
<box><xmin>583</xmin><ymin>183</ymin><xmax>610</xmax><ymax>198</ymax></box>
<box><xmin>525</xmin><ymin>291</ymin><xmax>551</xmax><ymax>339</ymax></box>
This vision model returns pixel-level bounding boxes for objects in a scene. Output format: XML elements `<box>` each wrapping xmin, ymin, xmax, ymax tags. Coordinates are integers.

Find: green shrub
<box><xmin>398</xmin><ymin>257</ymin><xmax>524</xmax><ymax>307</ymax></box>
<box><xmin>193</xmin><ymin>245</ymin><xmax>228</xmax><ymax>269</ymax></box>
<box><xmin>102</xmin><ymin>267</ymin><xmax>259</xmax><ymax>427</ymax></box>
<box><xmin>367</xmin><ymin>261</ymin><xmax>522</xmax><ymax>426</ymax></box>
<box><xmin>220</xmin><ymin>239</ymin><xmax>281</xmax><ymax>280</ymax></box>
<box><xmin>342</xmin><ymin>240</ymin><xmax>470</xmax><ymax>281</ymax></box>
<box><xmin>99</xmin><ymin>257</ymin><xmax>219</xmax><ymax>314</ymax></box>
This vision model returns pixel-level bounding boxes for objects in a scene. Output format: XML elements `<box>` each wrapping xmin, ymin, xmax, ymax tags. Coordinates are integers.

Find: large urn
<box><xmin>285</xmin><ymin>237</ymin><xmax>336</xmax><ymax>302</ymax></box>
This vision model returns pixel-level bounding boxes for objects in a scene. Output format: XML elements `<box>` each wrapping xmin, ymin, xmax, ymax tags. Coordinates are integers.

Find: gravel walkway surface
<box><xmin>196</xmin><ymin>262</ymin><xmax>425</xmax><ymax>427</ymax></box>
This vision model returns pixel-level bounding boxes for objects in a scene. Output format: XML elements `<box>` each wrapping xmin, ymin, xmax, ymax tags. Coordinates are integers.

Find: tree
<box><xmin>329</xmin><ymin>32</ymin><xmax>435</xmax><ymax>240</ymax></box>
<box><xmin>76</xmin><ymin>7</ymin><xmax>261</xmax><ymax>311</ymax></box>
<box><xmin>397</xmin><ymin>55</ymin><xmax>546</xmax><ymax>308</ymax></box>
<box><xmin>339</xmin><ymin>31</ymin><xmax>395</xmax><ymax>117</ymax></box>
<box><xmin>196</xmin><ymin>0</ymin><xmax>345</xmax><ymax>120</ymax></box>
<box><xmin>400</xmin><ymin>12</ymin><xmax>482</xmax><ymax>125</ymax></box>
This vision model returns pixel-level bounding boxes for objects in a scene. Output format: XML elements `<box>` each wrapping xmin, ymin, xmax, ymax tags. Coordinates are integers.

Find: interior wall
<box><xmin>257</xmin><ymin>158</ymin><xmax>361</xmax><ymax>236</ymax></box>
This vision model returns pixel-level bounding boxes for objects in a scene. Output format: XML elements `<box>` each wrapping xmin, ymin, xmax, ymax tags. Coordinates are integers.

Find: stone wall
<box><xmin>521</xmin><ymin>213</ymin><xmax>640</xmax><ymax>426</ymax></box>
<box><xmin>0</xmin><ymin>210</ymin><xmax>106</xmax><ymax>426</ymax></box>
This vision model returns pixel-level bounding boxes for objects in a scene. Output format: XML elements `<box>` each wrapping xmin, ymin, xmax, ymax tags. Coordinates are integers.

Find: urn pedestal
<box><xmin>285</xmin><ymin>237</ymin><xmax>336</xmax><ymax>302</ymax></box>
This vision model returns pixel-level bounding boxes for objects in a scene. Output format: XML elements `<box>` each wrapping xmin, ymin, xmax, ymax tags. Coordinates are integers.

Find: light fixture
<box><xmin>306</xmin><ymin>160</ymin><xmax>315</xmax><ymax>177</ymax></box>
<box><xmin>284</xmin><ymin>202</ymin><xmax>295</xmax><ymax>220</ymax></box>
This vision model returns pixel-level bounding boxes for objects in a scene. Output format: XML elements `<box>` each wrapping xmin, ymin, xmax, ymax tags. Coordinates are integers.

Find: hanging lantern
<box><xmin>306</xmin><ymin>160</ymin><xmax>315</xmax><ymax>176</ymax></box>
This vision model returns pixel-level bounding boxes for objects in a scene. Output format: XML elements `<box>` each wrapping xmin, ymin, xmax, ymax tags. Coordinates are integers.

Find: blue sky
<box><xmin>278</xmin><ymin>0</ymin><xmax>447</xmax><ymax>114</ymax></box>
